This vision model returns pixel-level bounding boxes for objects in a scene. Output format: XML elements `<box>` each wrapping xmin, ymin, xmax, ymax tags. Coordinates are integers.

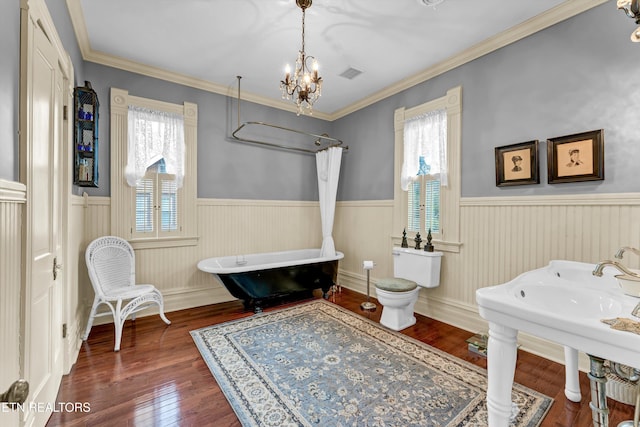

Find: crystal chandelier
<box><xmin>280</xmin><ymin>0</ymin><xmax>322</xmax><ymax>115</ymax></box>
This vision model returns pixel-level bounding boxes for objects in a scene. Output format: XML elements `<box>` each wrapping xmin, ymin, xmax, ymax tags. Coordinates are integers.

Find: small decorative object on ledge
<box><xmin>425</xmin><ymin>229</ymin><xmax>434</xmax><ymax>252</ymax></box>
<box><xmin>401</xmin><ymin>228</ymin><xmax>409</xmax><ymax>248</ymax></box>
<box><xmin>74</xmin><ymin>81</ymin><xmax>99</xmax><ymax>187</ymax></box>
<box><xmin>414</xmin><ymin>232</ymin><xmax>422</xmax><ymax>250</ymax></box>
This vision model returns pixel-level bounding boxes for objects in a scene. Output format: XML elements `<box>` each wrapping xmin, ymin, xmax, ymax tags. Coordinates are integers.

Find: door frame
<box><xmin>19</xmin><ymin>0</ymin><xmax>74</xmax><ymax>425</ymax></box>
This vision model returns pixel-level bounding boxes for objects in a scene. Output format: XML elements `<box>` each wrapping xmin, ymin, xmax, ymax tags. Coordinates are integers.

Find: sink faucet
<box><xmin>592</xmin><ymin>259</ymin><xmax>640</xmax><ymax>278</ymax></box>
<box><xmin>614</xmin><ymin>246</ymin><xmax>640</xmax><ymax>259</ymax></box>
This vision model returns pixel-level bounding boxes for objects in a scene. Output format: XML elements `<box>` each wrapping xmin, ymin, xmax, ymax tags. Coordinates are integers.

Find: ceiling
<box><xmin>66</xmin><ymin>0</ymin><xmax>606</xmax><ymax>120</ymax></box>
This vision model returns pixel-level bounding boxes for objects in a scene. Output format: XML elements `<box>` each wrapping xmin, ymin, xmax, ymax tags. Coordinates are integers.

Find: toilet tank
<box><xmin>392</xmin><ymin>247</ymin><xmax>443</xmax><ymax>288</ymax></box>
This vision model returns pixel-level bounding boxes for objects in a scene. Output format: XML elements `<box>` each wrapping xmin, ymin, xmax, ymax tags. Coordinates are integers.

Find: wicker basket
<box><xmin>605</xmin><ymin>361</ymin><xmax>639</xmax><ymax>406</ymax></box>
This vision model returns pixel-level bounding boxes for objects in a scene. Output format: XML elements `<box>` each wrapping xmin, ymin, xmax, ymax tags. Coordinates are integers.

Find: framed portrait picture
<box><xmin>495</xmin><ymin>140</ymin><xmax>539</xmax><ymax>187</ymax></box>
<box><xmin>547</xmin><ymin>129</ymin><xmax>604</xmax><ymax>184</ymax></box>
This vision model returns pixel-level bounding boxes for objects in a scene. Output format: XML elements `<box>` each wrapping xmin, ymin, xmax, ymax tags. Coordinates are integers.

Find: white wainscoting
<box><xmin>81</xmin><ymin>197</ymin><xmax>324</xmax><ymax>324</ymax></box>
<box><xmin>0</xmin><ymin>180</ymin><xmax>25</xmax><ymax>427</ymax></box>
<box><xmin>78</xmin><ymin>193</ymin><xmax>640</xmax><ymax>368</ymax></box>
<box><xmin>334</xmin><ymin>194</ymin><xmax>640</xmax><ymax>369</ymax></box>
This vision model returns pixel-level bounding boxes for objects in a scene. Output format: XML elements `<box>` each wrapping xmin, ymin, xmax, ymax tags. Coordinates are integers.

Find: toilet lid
<box><xmin>376</xmin><ymin>277</ymin><xmax>418</xmax><ymax>292</ymax></box>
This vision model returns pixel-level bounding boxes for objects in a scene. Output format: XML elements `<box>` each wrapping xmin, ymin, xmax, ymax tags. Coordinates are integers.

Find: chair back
<box><xmin>86</xmin><ymin>236</ymin><xmax>136</xmax><ymax>297</ymax></box>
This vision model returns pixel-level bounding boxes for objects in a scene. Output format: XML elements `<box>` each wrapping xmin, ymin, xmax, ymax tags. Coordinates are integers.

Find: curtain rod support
<box><xmin>231</xmin><ymin>76</ymin><xmax>348</xmax><ymax>154</ymax></box>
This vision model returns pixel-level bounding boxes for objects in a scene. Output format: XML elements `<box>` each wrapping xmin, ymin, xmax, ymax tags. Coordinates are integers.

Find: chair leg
<box><xmin>155</xmin><ymin>290</ymin><xmax>171</xmax><ymax>325</ymax></box>
<box><xmin>82</xmin><ymin>297</ymin><xmax>100</xmax><ymax>341</ymax></box>
<box><xmin>114</xmin><ymin>299</ymin><xmax>124</xmax><ymax>352</ymax></box>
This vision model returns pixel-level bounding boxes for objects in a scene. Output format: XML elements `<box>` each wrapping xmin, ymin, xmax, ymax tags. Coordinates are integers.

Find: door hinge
<box><xmin>63</xmin><ymin>105</ymin><xmax>68</xmax><ymax>120</ymax></box>
<box><xmin>62</xmin><ymin>323</ymin><xmax>67</xmax><ymax>339</ymax></box>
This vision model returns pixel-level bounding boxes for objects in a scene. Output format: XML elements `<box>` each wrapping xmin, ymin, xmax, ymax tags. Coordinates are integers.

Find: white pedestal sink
<box><xmin>476</xmin><ymin>260</ymin><xmax>640</xmax><ymax>427</ymax></box>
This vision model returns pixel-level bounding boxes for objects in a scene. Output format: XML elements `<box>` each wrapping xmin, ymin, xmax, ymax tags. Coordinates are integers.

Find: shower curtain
<box><xmin>316</xmin><ymin>147</ymin><xmax>343</xmax><ymax>258</ymax></box>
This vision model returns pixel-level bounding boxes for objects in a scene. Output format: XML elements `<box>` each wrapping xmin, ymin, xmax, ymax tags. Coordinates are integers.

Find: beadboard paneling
<box><xmin>83</xmin><ymin>198</ymin><xmax>324</xmax><ymax>319</ymax></box>
<box><xmin>80</xmin><ymin>193</ymin><xmax>640</xmax><ymax>367</ymax></box>
<box><xmin>0</xmin><ymin>180</ymin><xmax>25</xmax><ymax>427</ymax></box>
<box><xmin>333</xmin><ymin>200</ymin><xmax>394</xmax><ymax>280</ymax></box>
<box><xmin>334</xmin><ymin>194</ymin><xmax>640</xmax><ymax>367</ymax></box>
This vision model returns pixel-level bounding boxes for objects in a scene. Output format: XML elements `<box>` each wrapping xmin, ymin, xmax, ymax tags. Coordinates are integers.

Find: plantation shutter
<box><xmin>160</xmin><ymin>176</ymin><xmax>178</xmax><ymax>232</ymax></box>
<box><xmin>135</xmin><ymin>178</ymin><xmax>154</xmax><ymax>233</ymax></box>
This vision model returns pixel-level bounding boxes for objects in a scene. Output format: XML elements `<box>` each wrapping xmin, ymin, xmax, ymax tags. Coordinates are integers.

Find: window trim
<box><xmin>110</xmin><ymin>88</ymin><xmax>198</xmax><ymax>249</ymax></box>
<box><xmin>393</xmin><ymin>86</ymin><xmax>462</xmax><ymax>253</ymax></box>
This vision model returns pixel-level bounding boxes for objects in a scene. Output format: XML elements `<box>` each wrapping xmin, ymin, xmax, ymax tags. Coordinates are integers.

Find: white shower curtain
<box><xmin>316</xmin><ymin>147</ymin><xmax>343</xmax><ymax>258</ymax></box>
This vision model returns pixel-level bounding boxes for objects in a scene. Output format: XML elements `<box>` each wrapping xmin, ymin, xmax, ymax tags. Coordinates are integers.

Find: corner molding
<box><xmin>0</xmin><ymin>179</ymin><xmax>27</xmax><ymax>203</ymax></box>
<box><xmin>64</xmin><ymin>0</ymin><xmax>607</xmax><ymax>121</ymax></box>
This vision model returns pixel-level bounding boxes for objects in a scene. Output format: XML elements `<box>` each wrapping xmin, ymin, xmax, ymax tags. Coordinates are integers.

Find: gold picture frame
<box><xmin>495</xmin><ymin>140</ymin><xmax>539</xmax><ymax>187</ymax></box>
<box><xmin>547</xmin><ymin>129</ymin><xmax>604</xmax><ymax>184</ymax></box>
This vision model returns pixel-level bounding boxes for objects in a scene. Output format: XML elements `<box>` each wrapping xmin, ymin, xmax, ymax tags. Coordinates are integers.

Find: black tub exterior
<box><xmin>216</xmin><ymin>260</ymin><xmax>339</xmax><ymax>313</ymax></box>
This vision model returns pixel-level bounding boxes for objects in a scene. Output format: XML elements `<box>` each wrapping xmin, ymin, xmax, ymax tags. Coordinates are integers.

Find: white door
<box><xmin>21</xmin><ymin>10</ymin><xmax>65</xmax><ymax>427</ymax></box>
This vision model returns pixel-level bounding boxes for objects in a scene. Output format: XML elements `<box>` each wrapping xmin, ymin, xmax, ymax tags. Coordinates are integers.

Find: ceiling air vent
<box><xmin>339</xmin><ymin>67</ymin><xmax>363</xmax><ymax>80</ymax></box>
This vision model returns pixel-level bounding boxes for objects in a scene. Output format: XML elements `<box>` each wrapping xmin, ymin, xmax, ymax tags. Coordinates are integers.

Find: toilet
<box><xmin>374</xmin><ymin>247</ymin><xmax>443</xmax><ymax>331</ymax></box>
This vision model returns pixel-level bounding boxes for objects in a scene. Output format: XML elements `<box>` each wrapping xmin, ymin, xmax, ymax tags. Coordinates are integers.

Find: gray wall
<box><xmin>82</xmin><ymin>63</ymin><xmax>333</xmax><ymax>200</ymax></box>
<box><xmin>0</xmin><ymin>0</ymin><xmax>85</xmax><ymax>183</ymax></box>
<box><xmin>7</xmin><ymin>2</ymin><xmax>640</xmax><ymax>200</ymax></box>
<box><xmin>45</xmin><ymin>0</ymin><xmax>85</xmax><ymax>86</ymax></box>
<box><xmin>0</xmin><ymin>1</ymin><xmax>20</xmax><ymax>181</ymax></box>
<box><xmin>334</xmin><ymin>3</ymin><xmax>640</xmax><ymax>200</ymax></box>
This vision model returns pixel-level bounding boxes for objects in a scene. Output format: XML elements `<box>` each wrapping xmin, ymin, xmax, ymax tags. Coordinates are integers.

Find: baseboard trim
<box><xmin>338</xmin><ymin>272</ymin><xmax>590</xmax><ymax>372</ymax></box>
<box><xmin>91</xmin><ymin>286</ymin><xmax>236</xmax><ymax>327</ymax></box>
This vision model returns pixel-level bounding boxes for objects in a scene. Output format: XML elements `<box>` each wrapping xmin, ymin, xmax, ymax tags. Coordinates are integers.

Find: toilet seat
<box><xmin>376</xmin><ymin>277</ymin><xmax>417</xmax><ymax>292</ymax></box>
<box><xmin>374</xmin><ymin>278</ymin><xmax>420</xmax><ymax>331</ymax></box>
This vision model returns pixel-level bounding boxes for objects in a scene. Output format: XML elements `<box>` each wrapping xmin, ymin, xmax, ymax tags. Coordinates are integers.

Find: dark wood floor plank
<box><xmin>47</xmin><ymin>290</ymin><xmax>634</xmax><ymax>427</ymax></box>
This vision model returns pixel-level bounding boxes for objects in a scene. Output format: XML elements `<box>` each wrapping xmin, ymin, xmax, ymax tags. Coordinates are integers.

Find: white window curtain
<box><xmin>400</xmin><ymin>109</ymin><xmax>447</xmax><ymax>191</ymax></box>
<box><xmin>125</xmin><ymin>106</ymin><xmax>185</xmax><ymax>188</ymax></box>
<box><xmin>316</xmin><ymin>147</ymin><xmax>343</xmax><ymax>258</ymax></box>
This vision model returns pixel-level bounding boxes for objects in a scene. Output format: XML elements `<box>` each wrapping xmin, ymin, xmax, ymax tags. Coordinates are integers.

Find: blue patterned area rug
<box><xmin>191</xmin><ymin>300</ymin><xmax>552</xmax><ymax>426</ymax></box>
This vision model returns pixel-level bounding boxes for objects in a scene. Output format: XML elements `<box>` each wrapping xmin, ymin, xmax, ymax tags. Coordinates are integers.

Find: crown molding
<box><xmin>66</xmin><ymin>0</ymin><xmax>607</xmax><ymax>122</ymax></box>
<box><xmin>329</xmin><ymin>0</ymin><xmax>609</xmax><ymax>120</ymax></box>
<box><xmin>64</xmin><ymin>1</ymin><xmax>332</xmax><ymax>121</ymax></box>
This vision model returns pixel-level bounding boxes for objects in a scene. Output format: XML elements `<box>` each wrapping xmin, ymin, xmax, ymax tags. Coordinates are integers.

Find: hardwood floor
<box><xmin>47</xmin><ymin>289</ymin><xmax>634</xmax><ymax>426</ymax></box>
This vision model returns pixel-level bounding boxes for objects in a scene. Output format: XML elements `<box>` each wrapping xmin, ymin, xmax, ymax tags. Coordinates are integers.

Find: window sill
<box><xmin>130</xmin><ymin>236</ymin><xmax>199</xmax><ymax>250</ymax></box>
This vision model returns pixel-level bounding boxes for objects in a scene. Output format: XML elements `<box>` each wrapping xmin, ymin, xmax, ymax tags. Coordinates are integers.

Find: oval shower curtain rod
<box><xmin>231</xmin><ymin>76</ymin><xmax>348</xmax><ymax>154</ymax></box>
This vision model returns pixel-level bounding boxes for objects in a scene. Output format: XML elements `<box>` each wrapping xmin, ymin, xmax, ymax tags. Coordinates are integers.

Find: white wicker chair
<box><xmin>82</xmin><ymin>236</ymin><xmax>171</xmax><ymax>351</ymax></box>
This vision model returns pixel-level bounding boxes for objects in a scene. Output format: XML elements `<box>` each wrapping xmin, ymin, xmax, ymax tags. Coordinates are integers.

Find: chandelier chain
<box><xmin>301</xmin><ymin>7</ymin><xmax>306</xmax><ymax>56</ymax></box>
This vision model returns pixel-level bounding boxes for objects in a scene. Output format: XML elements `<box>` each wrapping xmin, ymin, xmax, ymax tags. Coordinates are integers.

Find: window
<box><xmin>133</xmin><ymin>159</ymin><xmax>181</xmax><ymax>238</ymax></box>
<box><xmin>402</xmin><ymin>109</ymin><xmax>447</xmax><ymax>238</ymax></box>
<box><xmin>393</xmin><ymin>86</ymin><xmax>462</xmax><ymax>253</ymax></box>
<box><xmin>407</xmin><ymin>176</ymin><xmax>440</xmax><ymax>235</ymax></box>
<box><xmin>110</xmin><ymin>88</ymin><xmax>198</xmax><ymax>249</ymax></box>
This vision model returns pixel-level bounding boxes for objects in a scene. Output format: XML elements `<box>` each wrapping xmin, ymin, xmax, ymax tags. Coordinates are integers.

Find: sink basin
<box><xmin>616</xmin><ymin>275</ymin><xmax>640</xmax><ymax>297</ymax></box>
<box><xmin>513</xmin><ymin>282</ymin><xmax>623</xmax><ymax>318</ymax></box>
<box><xmin>546</xmin><ymin>260</ymin><xmax>618</xmax><ymax>290</ymax></box>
